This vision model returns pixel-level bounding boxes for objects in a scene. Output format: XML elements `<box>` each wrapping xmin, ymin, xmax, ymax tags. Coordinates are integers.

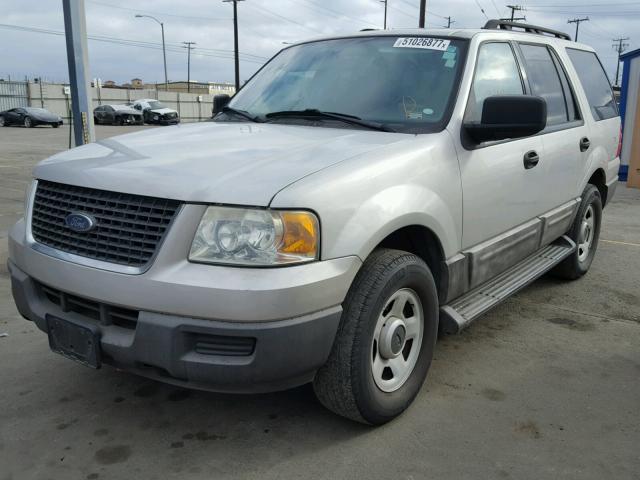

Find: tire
<box><xmin>52</xmin><ymin>123</ymin><xmax>59</xmax><ymax>128</ymax></box>
<box><xmin>24</xmin><ymin>116</ymin><xmax>33</xmax><ymax>128</ymax></box>
<box><xmin>553</xmin><ymin>184</ymin><xmax>602</xmax><ymax>280</ymax></box>
<box><xmin>94</xmin><ymin>116</ymin><xmax>99</xmax><ymax>125</ymax></box>
<box><xmin>313</xmin><ymin>248</ymin><xmax>439</xmax><ymax>425</ymax></box>
<box><xmin>0</xmin><ymin>116</ymin><xmax>5</xmax><ymax>127</ymax></box>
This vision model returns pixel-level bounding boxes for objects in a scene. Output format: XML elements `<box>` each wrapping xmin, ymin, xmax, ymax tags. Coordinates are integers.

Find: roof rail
<box><xmin>483</xmin><ymin>20</ymin><xmax>572</xmax><ymax>41</ymax></box>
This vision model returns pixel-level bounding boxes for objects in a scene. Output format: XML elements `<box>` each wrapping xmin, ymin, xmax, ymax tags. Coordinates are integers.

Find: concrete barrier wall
<box><xmin>27</xmin><ymin>83</ymin><xmax>217</xmax><ymax>123</ymax></box>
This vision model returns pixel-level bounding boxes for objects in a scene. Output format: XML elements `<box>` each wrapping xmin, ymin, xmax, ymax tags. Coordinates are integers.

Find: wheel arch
<box><xmin>587</xmin><ymin>168</ymin><xmax>607</xmax><ymax>205</ymax></box>
<box><xmin>373</xmin><ymin>224</ymin><xmax>448</xmax><ymax>303</ymax></box>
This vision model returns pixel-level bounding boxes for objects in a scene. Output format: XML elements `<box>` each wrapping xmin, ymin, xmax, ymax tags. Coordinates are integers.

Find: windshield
<box><xmin>147</xmin><ymin>101</ymin><xmax>166</xmax><ymax>110</ymax></box>
<box><xmin>227</xmin><ymin>36</ymin><xmax>467</xmax><ymax>133</ymax></box>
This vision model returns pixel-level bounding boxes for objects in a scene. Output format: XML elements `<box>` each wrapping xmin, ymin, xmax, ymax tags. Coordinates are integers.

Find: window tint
<box><xmin>566</xmin><ymin>48</ymin><xmax>617</xmax><ymax>121</ymax></box>
<box><xmin>519</xmin><ymin>44</ymin><xmax>568</xmax><ymax>126</ymax></box>
<box><xmin>466</xmin><ymin>42</ymin><xmax>523</xmax><ymax>122</ymax></box>
<box><xmin>551</xmin><ymin>51</ymin><xmax>580</xmax><ymax>122</ymax></box>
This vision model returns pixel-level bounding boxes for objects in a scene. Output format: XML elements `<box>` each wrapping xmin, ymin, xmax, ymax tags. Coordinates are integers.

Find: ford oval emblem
<box><xmin>65</xmin><ymin>212</ymin><xmax>97</xmax><ymax>233</ymax></box>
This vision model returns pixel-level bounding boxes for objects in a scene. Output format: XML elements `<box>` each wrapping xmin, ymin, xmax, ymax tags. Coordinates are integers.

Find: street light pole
<box><xmin>182</xmin><ymin>42</ymin><xmax>196</xmax><ymax>92</ymax></box>
<box><xmin>135</xmin><ymin>14</ymin><xmax>168</xmax><ymax>90</ymax></box>
<box><xmin>223</xmin><ymin>0</ymin><xmax>244</xmax><ymax>92</ymax></box>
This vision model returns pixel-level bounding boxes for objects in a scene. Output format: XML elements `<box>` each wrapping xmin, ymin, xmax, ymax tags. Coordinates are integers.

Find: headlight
<box><xmin>189</xmin><ymin>206</ymin><xmax>319</xmax><ymax>266</ymax></box>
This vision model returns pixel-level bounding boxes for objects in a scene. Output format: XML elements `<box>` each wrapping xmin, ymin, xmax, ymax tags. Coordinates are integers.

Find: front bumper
<box><xmin>8</xmin><ymin>216</ymin><xmax>361</xmax><ymax>392</ymax></box>
<box><xmin>9</xmin><ymin>260</ymin><xmax>342</xmax><ymax>392</ymax></box>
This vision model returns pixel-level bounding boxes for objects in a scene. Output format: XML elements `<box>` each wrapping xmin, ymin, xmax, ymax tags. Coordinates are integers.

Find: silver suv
<box><xmin>8</xmin><ymin>21</ymin><xmax>621</xmax><ymax>424</ymax></box>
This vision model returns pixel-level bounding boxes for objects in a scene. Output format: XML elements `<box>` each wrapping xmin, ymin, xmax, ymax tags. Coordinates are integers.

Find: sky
<box><xmin>0</xmin><ymin>0</ymin><xmax>636</xmax><ymax>86</ymax></box>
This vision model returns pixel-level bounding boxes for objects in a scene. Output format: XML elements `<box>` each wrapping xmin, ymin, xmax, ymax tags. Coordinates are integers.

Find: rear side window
<box><xmin>519</xmin><ymin>44</ymin><xmax>570</xmax><ymax>126</ymax></box>
<box><xmin>465</xmin><ymin>42</ymin><xmax>524</xmax><ymax>123</ymax></box>
<box><xmin>566</xmin><ymin>49</ymin><xmax>617</xmax><ymax>121</ymax></box>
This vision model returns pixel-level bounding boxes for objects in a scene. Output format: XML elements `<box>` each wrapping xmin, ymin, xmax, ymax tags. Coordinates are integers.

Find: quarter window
<box><xmin>466</xmin><ymin>42</ymin><xmax>523</xmax><ymax>123</ymax></box>
<box><xmin>566</xmin><ymin>48</ymin><xmax>618</xmax><ymax>121</ymax></box>
<box><xmin>519</xmin><ymin>44</ymin><xmax>569</xmax><ymax>126</ymax></box>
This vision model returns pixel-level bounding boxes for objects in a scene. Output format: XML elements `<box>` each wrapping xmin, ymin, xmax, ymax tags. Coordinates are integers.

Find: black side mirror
<box><xmin>212</xmin><ymin>94</ymin><xmax>231</xmax><ymax>116</ymax></box>
<box><xmin>464</xmin><ymin>95</ymin><xmax>547</xmax><ymax>143</ymax></box>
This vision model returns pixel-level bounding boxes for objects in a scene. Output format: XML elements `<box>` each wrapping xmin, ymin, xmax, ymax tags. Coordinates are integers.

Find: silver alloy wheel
<box><xmin>371</xmin><ymin>288</ymin><xmax>424</xmax><ymax>393</ymax></box>
<box><xmin>577</xmin><ymin>204</ymin><xmax>595</xmax><ymax>262</ymax></box>
<box><xmin>24</xmin><ymin>117</ymin><xmax>31</xmax><ymax>128</ymax></box>
<box><xmin>0</xmin><ymin>116</ymin><xmax>4</xmax><ymax>126</ymax></box>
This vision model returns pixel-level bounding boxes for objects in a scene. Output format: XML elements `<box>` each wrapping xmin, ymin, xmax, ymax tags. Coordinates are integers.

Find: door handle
<box><xmin>580</xmin><ymin>137</ymin><xmax>591</xmax><ymax>152</ymax></box>
<box><xmin>523</xmin><ymin>150</ymin><xmax>540</xmax><ymax>170</ymax></box>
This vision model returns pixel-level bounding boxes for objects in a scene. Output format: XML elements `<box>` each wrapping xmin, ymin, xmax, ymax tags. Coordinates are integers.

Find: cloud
<box><xmin>0</xmin><ymin>0</ymin><xmax>635</xmax><ymax>84</ymax></box>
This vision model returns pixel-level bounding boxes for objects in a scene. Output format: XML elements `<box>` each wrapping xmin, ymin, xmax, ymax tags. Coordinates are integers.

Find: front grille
<box><xmin>164</xmin><ymin>112</ymin><xmax>178</xmax><ymax>119</ymax></box>
<box><xmin>39</xmin><ymin>283</ymin><xmax>139</xmax><ymax>329</ymax></box>
<box><xmin>31</xmin><ymin>180</ymin><xmax>180</xmax><ymax>268</ymax></box>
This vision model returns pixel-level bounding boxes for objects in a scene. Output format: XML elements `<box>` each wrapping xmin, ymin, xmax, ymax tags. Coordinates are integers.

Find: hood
<box><xmin>29</xmin><ymin>110</ymin><xmax>60</xmax><ymax>122</ymax></box>
<box><xmin>34</xmin><ymin>122</ymin><xmax>410</xmax><ymax>206</ymax></box>
<box><xmin>149</xmin><ymin>107</ymin><xmax>177</xmax><ymax>115</ymax></box>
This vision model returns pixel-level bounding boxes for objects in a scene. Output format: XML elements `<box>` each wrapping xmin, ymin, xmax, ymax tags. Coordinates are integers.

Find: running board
<box><xmin>440</xmin><ymin>235</ymin><xmax>576</xmax><ymax>333</ymax></box>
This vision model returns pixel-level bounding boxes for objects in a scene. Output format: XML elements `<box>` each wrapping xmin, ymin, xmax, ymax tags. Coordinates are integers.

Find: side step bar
<box><xmin>440</xmin><ymin>235</ymin><xmax>576</xmax><ymax>333</ymax></box>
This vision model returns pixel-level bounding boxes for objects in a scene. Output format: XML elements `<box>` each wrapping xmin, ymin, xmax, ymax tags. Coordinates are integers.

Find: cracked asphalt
<box><xmin>1</xmin><ymin>125</ymin><xmax>638</xmax><ymax>480</ymax></box>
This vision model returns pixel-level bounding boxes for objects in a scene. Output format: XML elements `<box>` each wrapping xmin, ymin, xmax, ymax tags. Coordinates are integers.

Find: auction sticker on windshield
<box><xmin>393</xmin><ymin>38</ymin><xmax>450</xmax><ymax>51</ymax></box>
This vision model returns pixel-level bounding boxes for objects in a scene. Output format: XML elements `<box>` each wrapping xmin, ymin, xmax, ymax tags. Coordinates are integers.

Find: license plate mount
<box><xmin>46</xmin><ymin>314</ymin><xmax>101</xmax><ymax>369</ymax></box>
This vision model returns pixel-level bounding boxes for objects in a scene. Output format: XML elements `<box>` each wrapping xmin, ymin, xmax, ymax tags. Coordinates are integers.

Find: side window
<box><xmin>566</xmin><ymin>48</ymin><xmax>618</xmax><ymax>121</ymax></box>
<box><xmin>519</xmin><ymin>44</ymin><xmax>568</xmax><ymax>126</ymax></box>
<box><xmin>465</xmin><ymin>42</ymin><xmax>524</xmax><ymax>123</ymax></box>
<box><xmin>550</xmin><ymin>50</ymin><xmax>580</xmax><ymax>122</ymax></box>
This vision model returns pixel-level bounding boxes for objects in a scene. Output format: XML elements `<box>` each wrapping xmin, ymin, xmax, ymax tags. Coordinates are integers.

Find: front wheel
<box><xmin>0</xmin><ymin>116</ymin><xmax>5</xmax><ymax>127</ymax></box>
<box><xmin>554</xmin><ymin>184</ymin><xmax>602</xmax><ymax>279</ymax></box>
<box><xmin>313</xmin><ymin>249</ymin><xmax>439</xmax><ymax>425</ymax></box>
<box><xmin>24</xmin><ymin>116</ymin><xmax>33</xmax><ymax>128</ymax></box>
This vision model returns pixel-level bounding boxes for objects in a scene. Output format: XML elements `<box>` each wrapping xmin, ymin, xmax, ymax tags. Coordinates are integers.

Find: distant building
<box><xmin>102</xmin><ymin>80</ymin><xmax>117</xmax><ymax>88</ymax></box>
<box><xmin>151</xmin><ymin>81</ymin><xmax>236</xmax><ymax>95</ymax></box>
<box><xmin>131</xmin><ymin>78</ymin><xmax>144</xmax><ymax>88</ymax></box>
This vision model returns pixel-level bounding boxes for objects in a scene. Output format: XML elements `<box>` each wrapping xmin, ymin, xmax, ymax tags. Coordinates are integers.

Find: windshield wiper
<box><xmin>264</xmin><ymin>109</ymin><xmax>395</xmax><ymax>132</ymax></box>
<box><xmin>221</xmin><ymin>106</ymin><xmax>262</xmax><ymax>123</ymax></box>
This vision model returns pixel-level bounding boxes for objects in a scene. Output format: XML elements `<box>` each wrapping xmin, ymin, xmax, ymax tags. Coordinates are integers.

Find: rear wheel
<box><xmin>52</xmin><ymin>123</ymin><xmax>59</xmax><ymax>128</ymax></box>
<box><xmin>554</xmin><ymin>184</ymin><xmax>602</xmax><ymax>279</ymax></box>
<box><xmin>313</xmin><ymin>249</ymin><xmax>439</xmax><ymax>425</ymax></box>
<box><xmin>24</xmin><ymin>116</ymin><xmax>33</xmax><ymax>128</ymax></box>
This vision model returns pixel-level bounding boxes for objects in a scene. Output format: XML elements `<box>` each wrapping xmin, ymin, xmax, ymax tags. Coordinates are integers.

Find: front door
<box><xmin>458</xmin><ymin>41</ymin><xmax>546</xmax><ymax>250</ymax></box>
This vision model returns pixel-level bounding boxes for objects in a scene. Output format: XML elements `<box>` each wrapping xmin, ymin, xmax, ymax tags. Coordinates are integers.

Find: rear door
<box><xmin>565</xmin><ymin>48</ymin><xmax>620</xmax><ymax>188</ymax></box>
<box><xmin>516</xmin><ymin>42</ymin><xmax>587</xmax><ymax>207</ymax></box>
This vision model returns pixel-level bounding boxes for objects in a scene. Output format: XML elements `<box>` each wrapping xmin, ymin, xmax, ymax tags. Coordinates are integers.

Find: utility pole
<box><xmin>223</xmin><ymin>0</ymin><xmax>245</xmax><ymax>92</ymax></box>
<box><xmin>506</xmin><ymin>5</ymin><xmax>524</xmax><ymax>21</ymax></box>
<box><xmin>135</xmin><ymin>15</ymin><xmax>168</xmax><ymax>91</ymax></box>
<box><xmin>567</xmin><ymin>17</ymin><xmax>589</xmax><ymax>42</ymax></box>
<box><xmin>612</xmin><ymin>37</ymin><xmax>630</xmax><ymax>86</ymax></box>
<box><xmin>444</xmin><ymin>16</ymin><xmax>455</xmax><ymax>28</ymax></box>
<box><xmin>62</xmin><ymin>0</ymin><xmax>94</xmax><ymax>146</ymax></box>
<box><xmin>182</xmin><ymin>41</ymin><xmax>196</xmax><ymax>92</ymax></box>
<box><xmin>419</xmin><ymin>0</ymin><xmax>426</xmax><ymax>28</ymax></box>
<box><xmin>380</xmin><ymin>0</ymin><xmax>388</xmax><ymax>29</ymax></box>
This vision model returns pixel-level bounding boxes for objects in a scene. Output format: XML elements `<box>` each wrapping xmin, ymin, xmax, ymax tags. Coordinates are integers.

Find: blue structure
<box><xmin>618</xmin><ymin>48</ymin><xmax>640</xmax><ymax>181</ymax></box>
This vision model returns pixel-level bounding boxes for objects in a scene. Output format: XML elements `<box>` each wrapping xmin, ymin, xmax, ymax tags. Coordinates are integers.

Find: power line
<box><xmin>612</xmin><ymin>36</ymin><xmax>630</xmax><ymax>86</ymax></box>
<box><xmin>0</xmin><ymin>23</ymin><xmax>266</xmax><ymax>65</ymax></box>
<box><xmin>295</xmin><ymin>0</ymin><xmax>379</xmax><ymax>28</ymax></box>
<box><xmin>474</xmin><ymin>0</ymin><xmax>490</xmax><ymax>19</ymax></box>
<box><xmin>87</xmin><ymin>0</ymin><xmax>231</xmax><ymax>22</ymax></box>
<box><xmin>506</xmin><ymin>5</ymin><xmax>525</xmax><ymax>21</ymax></box>
<box><xmin>568</xmin><ymin>17</ymin><xmax>589</xmax><ymax>42</ymax></box>
<box><xmin>246</xmin><ymin>2</ymin><xmax>324</xmax><ymax>34</ymax></box>
<box><xmin>182</xmin><ymin>41</ymin><xmax>196</xmax><ymax>92</ymax></box>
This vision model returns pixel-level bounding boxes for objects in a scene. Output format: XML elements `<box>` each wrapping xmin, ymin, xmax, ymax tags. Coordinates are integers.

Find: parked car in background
<box><xmin>131</xmin><ymin>99</ymin><xmax>180</xmax><ymax>125</ymax></box>
<box><xmin>93</xmin><ymin>104</ymin><xmax>143</xmax><ymax>126</ymax></box>
<box><xmin>0</xmin><ymin>107</ymin><xmax>62</xmax><ymax>128</ymax></box>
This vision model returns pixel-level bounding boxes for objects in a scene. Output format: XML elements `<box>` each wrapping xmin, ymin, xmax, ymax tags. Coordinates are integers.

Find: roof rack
<box><xmin>483</xmin><ymin>20</ymin><xmax>572</xmax><ymax>41</ymax></box>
